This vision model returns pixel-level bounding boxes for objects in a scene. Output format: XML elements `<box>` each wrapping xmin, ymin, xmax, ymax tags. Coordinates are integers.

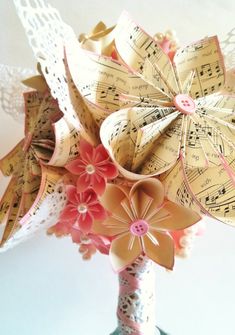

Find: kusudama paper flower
<box><xmin>59</xmin><ymin>185</ymin><xmax>107</xmax><ymax>233</ymax></box>
<box><xmin>93</xmin><ymin>178</ymin><xmax>200</xmax><ymax>271</ymax></box>
<box><xmin>0</xmin><ymin>91</ymin><xmax>65</xmax><ymax>246</ymax></box>
<box><xmin>65</xmin><ymin>139</ymin><xmax>118</xmax><ymax>195</ymax></box>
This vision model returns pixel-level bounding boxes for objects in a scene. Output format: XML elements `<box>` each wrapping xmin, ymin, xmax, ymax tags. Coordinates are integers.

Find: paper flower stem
<box><xmin>114</xmin><ymin>255</ymin><xmax>157</xmax><ymax>334</ymax></box>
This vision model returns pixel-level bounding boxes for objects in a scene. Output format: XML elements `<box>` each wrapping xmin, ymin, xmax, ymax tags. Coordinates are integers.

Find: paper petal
<box><xmin>89</xmin><ymin>203</ymin><xmax>107</xmax><ymax>221</ymax></box>
<box><xmin>130</xmin><ymin>179</ymin><xmax>165</xmax><ymax>218</ymax></box>
<box><xmin>66</xmin><ymin>185</ymin><xmax>79</xmax><ymax>205</ymax></box>
<box><xmin>65</xmin><ymin>159</ymin><xmax>86</xmax><ymax>175</ymax></box>
<box><xmin>77</xmin><ymin>212</ymin><xmax>93</xmax><ymax>233</ymax></box>
<box><xmin>110</xmin><ymin>232</ymin><xmax>141</xmax><ymax>272</ymax></box>
<box><xmin>143</xmin><ymin>231</ymin><xmax>174</xmax><ymax>270</ymax></box>
<box><xmin>60</xmin><ymin>204</ymin><xmax>78</xmax><ymax>222</ymax></box>
<box><xmin>98</xmin><ymin>162</ymin><xmax>118</xmax><ymax>179</ymax></box>
<box><xmin>149</xmin><ymin>201</ymin><xmax>201</xmax><ymax>231</ymax></box>
<box><xmin>94</xmin><ymin>144</ymin><xmax>109</xmax><ymax>163</ymax></box>
<box><xmin>90</xmin><ymin>174</ymin><xmax>106</xmax><ymax>195</ymax></box>
<box><xmin>174</xmin><ymin>36</ymin><xmax>225</xmax><ymax>99</ymax></box>
<box><xmin>100</xmin><ymin>184</ymin><xmax>130</xmax><ymax>222</ymax></box>
<box><xmin>77</xmin><ymin>173</ymin><xmax>91</xmax><ymax>193</ymax></box>
<box><xmin>80</xmin><ymin>139</ymin><xmax>94</xmax><ymax>161</ymax></box>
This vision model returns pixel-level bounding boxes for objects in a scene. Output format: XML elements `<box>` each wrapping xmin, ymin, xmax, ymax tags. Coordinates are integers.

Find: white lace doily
<box><xmin>0</xmin><ymin>181</ymin><xmax>67</xmax><ymax>252</ymax></box>
<box><xmin>13</xmin><ymin>0</ymin><xmax>81</xmax><ymax>130</ymax></box>
<box><xmin>0</xmin><ymin>64</ymin><xmax>34</xmax><ymax>121</ymax></box>
<box><xmin>221</xmin><ymin>27</ymin><xmax>235</xmax><ymax>69</ymax></box>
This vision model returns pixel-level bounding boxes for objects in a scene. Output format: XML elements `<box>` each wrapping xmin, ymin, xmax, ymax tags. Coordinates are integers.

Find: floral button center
<box><xmin>77</xmin><ymin>204</ymin><xmax>88</xmax><ymax>214</ymax></box>
<box><xmin>86</xmin><ymin>164</ymin><xmax>96</xmax><ymax>174</ymax></box>
<box><xmin>173</xmin><ymin>94</ymin><xmax>196</xmax><ymax>115</ymax></box>
<box><xmin>130</xmin><ymin>219</ymin><xmax>149</xmax><ymax>236</ymax></box>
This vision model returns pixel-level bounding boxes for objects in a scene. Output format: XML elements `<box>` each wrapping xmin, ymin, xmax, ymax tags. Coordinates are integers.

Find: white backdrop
<box><xmin>0</xmin><ymin>1</ymin><xmax>235</xmax><ymax>334</ymax></box>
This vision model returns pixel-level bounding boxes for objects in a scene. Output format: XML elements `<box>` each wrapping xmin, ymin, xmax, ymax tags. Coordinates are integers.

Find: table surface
<box><xmin>1</xmin><ymin>1</ymin><xmax>235</xmax><ymax>335</ymax></box>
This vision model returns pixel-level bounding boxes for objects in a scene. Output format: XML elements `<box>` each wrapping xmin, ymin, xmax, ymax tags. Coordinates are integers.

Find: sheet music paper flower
<box><xmin>93</xmin><ymin>178</ymin><xmax>200</xmax><ymax>271</ymax></box>
<box><xmin>66</xmin><ymin>11</ymin><xmax>235</xmax><ymax>225</ymax></box>
<box><xmin>0</xmin><ymin>90</ymin><xmax>66</xmax><ymax>247</ymax></box>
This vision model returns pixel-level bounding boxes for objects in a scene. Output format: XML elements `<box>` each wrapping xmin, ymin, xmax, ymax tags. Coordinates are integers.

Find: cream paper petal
<box><xmin>79</xmin><ymin>22</ymin><xmax>116</xmax><ymax>56</ymax></box>
<box><xmin>92</xmin><ymin>218</ymin><xmax>129</xmax><ymax>237</ymax></box>
<box><xmin>114</xmin><ymin>11</ymin><xmax>179</xmax><ymax>98</ymax></box>
<box><xmin>149</xmin><ymin>201</ymin><xmax>201</xmax><ymax>231</ymax></box>
<box><xmin>66</xmin><ymin>33</ymin><xmax>165</xmax><ymax>118</ymax></box>
<box><xmin>160</xmin><ymin>160</ymin><xmax>201</xmax><ymax>214</ymax></box>
<box><xmin>174</xmin><ymin>36</ymin><xmax>225</xmax><ymax>99</ymax></box>
<box><xmin>160</xmin><ymin>158</ymin><xmax>235</xmax><ymax>226</ymax></box>
<box><xmin>139</xmin><ymin>115</ymin><xmax>183</xmax><ymax>175</ymax></box>
<box><xmin>100</xmin><ymin>106</ymin><xmax>181</xmax><ymax>179</ymax></box>
<box><xmin>142</xmin><ymin>231</ymin><xmax>174</xmax><ymax>270</ymax></box>
<box><xmin>183</xmin><ymin>115</ymin><xmax>211</xmax><ymax>168</ymax></box>
<box><xmin>0</xmin><ymin>164</ymin><xmax>66</xmax><ymax>249</ymax></box>
<box><xmin>99</xmin><ymin>183</ymin><xmax>131</xmax><ymax>222</ymax></box>
<box><xmin>182</xmin><ymin>160</ymin><xmax>235</xmax><ymax>226</ymax></box>
<box><xmin>110</xmin><ymin>232</ymin><xmax>142</xmax><ymax>272</ymax></box>
<box><xmin>129</xmin><ymin>179</ymin><xmax>165</xmax><ymax>219</ymax></box>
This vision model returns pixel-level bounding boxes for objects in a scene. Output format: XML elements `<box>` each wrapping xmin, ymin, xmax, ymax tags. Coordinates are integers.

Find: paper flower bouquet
<box><xmin>1</xmin><ymin>1</ymin><xmax>235</xmax><ymax>334</ymax></box>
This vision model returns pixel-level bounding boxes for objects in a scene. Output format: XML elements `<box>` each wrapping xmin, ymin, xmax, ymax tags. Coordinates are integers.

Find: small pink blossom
<box><xmin>71</xmin><ymin>227</ymin><xmax>111</xmax><ymax>259</ymax></box>
<box><xmin>65</xmin><ymin>139</ymin><xmax>118</xmax><ymax>195</ymax></box>
<box><xmin>59</xmin><ymin>185</ymin><xmax>107</xmax><ymax>233</ymax></box>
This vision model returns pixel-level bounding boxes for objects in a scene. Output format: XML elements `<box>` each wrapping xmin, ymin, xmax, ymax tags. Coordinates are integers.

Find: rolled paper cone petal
<box><xmin>110</xmin><ymin>233</ymin><xmax>141</xmax><ymax>272</ymax></box>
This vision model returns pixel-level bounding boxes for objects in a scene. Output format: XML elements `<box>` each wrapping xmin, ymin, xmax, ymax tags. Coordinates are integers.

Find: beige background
<box><xmin>0</xmin><ymin>1</ymin><xmax>235</xmax><ymax>334</ymax></box>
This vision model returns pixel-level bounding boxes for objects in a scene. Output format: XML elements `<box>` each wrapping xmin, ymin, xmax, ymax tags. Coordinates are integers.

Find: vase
<box><xmin>110</xmin><ymin>255</ymin><xmax>168</xmax><ymax>335</ymax></box>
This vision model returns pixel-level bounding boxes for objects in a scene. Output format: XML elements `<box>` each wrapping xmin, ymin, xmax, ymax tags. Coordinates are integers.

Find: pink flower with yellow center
<box><xmin>93</xmin><ymin>178</ymin><xmax>200</xmax><ymax>272</ymax></box>
<box><xmin>66</xmin><ymin>139</ymin><xmax>118</xmax><ymax>195</ymax></box>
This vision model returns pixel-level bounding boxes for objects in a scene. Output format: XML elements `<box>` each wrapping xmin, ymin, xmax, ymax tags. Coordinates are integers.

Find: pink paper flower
<box><xmin>65</xmin><ymin>139</ymin><xmax>118</xmax><ymax>195</ymax></box>
<box><xmin>71</xmin><ymin>227</ymin><xmax>111</xmax><ymax>259</ymax></box>
<box><xmin>59</xmin><ymin>185</ymin><xmax>107</xmax><ymax>233</ymax></box>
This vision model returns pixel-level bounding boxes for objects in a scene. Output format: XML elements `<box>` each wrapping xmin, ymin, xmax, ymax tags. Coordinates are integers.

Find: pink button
<box><xmin>173</xmin><ymin>94</ymin><xmax>196</xmax><ymax>115</ymax></box>
<box><xmin>130</xmin><ymin>220</ymin><xmax>149</xmax><ymax>237</ymax></box>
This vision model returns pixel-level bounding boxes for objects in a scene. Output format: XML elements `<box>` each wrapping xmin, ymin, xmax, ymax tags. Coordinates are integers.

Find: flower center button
<box><xmin>173</xmin><ymin>94</ymin><xmax>196</xmax><ymax>115</ymax></box>
<box><xmin>130</xmin><ymin>220</ymin><xmax>149</xmax><ymax>236</ymax></box>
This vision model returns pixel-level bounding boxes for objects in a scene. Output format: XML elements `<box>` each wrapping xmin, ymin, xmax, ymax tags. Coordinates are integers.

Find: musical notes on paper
<box><xmin>0</xmin><ymin>89</ymin><xmax>81</xmax><ymax>247</ymax></box>
<box><xmin>115</xmin><ymin>11</ymin><xmax>178</xmax><ymax>97</ymax></box>
<box><xmin>161</xmin><ymin>158</ymin><xmax>235</xmax><ymax>225</ymax></box>
<box><xmin>174</xmin><ymin>37</ymin><xmax>225</xmax><ymax>99</ymax></box>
